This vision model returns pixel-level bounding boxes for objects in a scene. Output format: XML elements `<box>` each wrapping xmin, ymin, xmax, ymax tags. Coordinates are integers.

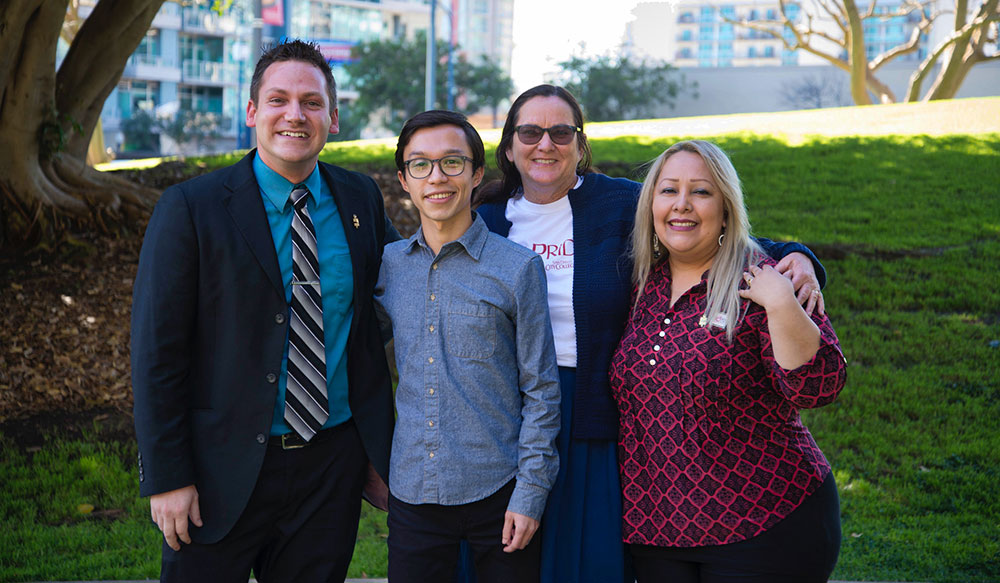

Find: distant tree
<box><xmin>159</xmin><ymin>111</ymin><xmax>223</xmax><ymax>154</ymax></box>
<box><xmin>556</xmin><ymin>54</ymin><xmax>694</xmax><ymax>122</ymax></box>
<box><xmin>120</xmin><ymin>110</ymin><xmax>160</xmax><ymax>155</ymax></box>
<box><xmin>727</xmin><ymin>0</ymin><xmax>1000</xmax><ymax>105</ymax></box>
<box><xmin>347</xmin><ymin>32</ymin><xmax>457</xmax><ymax>132</ymax></box>
<box><xmin>460</xmin><ymin>55</ymin><xmax>514</xmax><ymax>128</ymax></box>
<box><xmin>346</xmin><ymin>32</ymin><xmax>514</xmax><ymax>132</ymax></box>
<box><xmin>329</xmin><ymin>101</ymin><xmax>363</xmax><ymax>142</ymax></box>
<box><xmin>780</xmin><ymin>71</ymin><xmax>851</xmax><ymax>109</ymax></box>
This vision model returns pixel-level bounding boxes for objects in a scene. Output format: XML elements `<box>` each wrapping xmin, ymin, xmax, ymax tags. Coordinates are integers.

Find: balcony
<box><xmin>123</xmin><ymin>54</ymin><xmax>181</xmax><ymax>83</ymax></box>
<box><xmin>152</xmin><ymin>2</ymin><xmax>182</xmax><ymax>29</ymax></box>
<box><xmin>182</xmin><ymin>7</ymin><xmax>238</xmax><ymax>35</ymax></box>
<box><xmin>182</xmin><ymin>60</ymin><xmax>238</xmax><ymax>86</ymax></box>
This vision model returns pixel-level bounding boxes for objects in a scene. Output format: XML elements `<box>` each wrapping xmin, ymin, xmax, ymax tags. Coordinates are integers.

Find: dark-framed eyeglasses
<box><xmin>404</xmin><ymin>155</ymin><xmax>473</xmax><ymax>179</ymax></box>
<box><xmin>513</xmin><ymin>124</ymin><xmax>581</xmax><ymax>145</ymax></box>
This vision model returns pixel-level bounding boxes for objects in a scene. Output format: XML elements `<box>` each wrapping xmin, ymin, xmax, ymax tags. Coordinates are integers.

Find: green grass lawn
<box><xmin>4</xmin><ymin>100</ymin><xmax>999</xmax><ymax>582</ymax></box>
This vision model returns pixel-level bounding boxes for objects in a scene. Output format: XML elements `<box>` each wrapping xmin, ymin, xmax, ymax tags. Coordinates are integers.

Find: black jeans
<box><xmin>630</xmin><ymin>473</ymin><xmax>841</xmax><ymax>583</ymax></box>
<box><xmin>388</xmin><ymin>479</ymin><xmax>541</xmax><ymax>583</ymax></box>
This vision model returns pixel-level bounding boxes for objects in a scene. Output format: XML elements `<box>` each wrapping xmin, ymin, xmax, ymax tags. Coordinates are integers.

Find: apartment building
<box><xmin>96</xmin><ymin>0</ymin><xmax>514</xmax><ymax>154</ymax></box>
<box><xmin>624</xmin><ymin>0</ymin><xmax>930</xmax><ymax>68</ymax></box>
<box><xmin>88</xmin><ymin>0</ymin><xmax>257</xmax><ymax>156</ymax></box>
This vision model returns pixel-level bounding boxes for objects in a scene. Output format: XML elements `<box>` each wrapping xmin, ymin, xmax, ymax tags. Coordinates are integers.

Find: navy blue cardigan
<box><xmin>476</xmin><ymin>173</ymin><xmax>825</xmax><ymax>441</ymax></box>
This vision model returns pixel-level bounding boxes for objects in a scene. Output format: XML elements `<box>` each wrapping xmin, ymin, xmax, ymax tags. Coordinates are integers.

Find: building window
<box><xmin>180</xmin><ymin>85</ymin><xmax>224</xmax><ymax>114</ymax></box>
<box><xmin>118</xmin><ymin>80</ymin><xmax>160</xmax><ymax>118</ymax></box>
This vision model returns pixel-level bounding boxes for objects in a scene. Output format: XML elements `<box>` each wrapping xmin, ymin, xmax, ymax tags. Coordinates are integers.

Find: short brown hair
<box><xmin>250</xmin><ymin>40</ymin><xmax>337</xmax><ymax>111</ymax></box>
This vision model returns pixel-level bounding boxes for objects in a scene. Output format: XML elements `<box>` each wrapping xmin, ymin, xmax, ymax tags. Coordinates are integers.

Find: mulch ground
<box><xmin>0</xmin><ymin>232</ymin><xmax>141</xmax><ymax>445</ymax></box>
<box><xmin>0</xmin><ymin>162</ymin><xmax>421</xmax><ymax>447</ymax></box>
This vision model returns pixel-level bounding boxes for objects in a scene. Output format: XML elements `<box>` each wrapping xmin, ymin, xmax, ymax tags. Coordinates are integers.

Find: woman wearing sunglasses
<box><xmin>473</xmin><ymin>84</ymin><xmax>826</xmax><ymax>583</ymax></box>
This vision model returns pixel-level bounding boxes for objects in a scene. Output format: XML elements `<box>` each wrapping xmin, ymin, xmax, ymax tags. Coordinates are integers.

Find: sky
<box><xmin>509</xmin><ymin>0</ymin><xmax>646</xmax><ymax>91</ymax></box>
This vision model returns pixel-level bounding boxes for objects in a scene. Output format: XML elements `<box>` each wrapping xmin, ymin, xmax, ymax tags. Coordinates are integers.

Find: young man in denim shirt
<box><xmin>375</xmin><ymin>110</ymin><xmax>560</xmax><ymax>583</ymax></box>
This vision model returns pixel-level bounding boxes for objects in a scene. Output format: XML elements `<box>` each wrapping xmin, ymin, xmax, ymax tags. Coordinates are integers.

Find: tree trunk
<box><xmin>0</xmin><ymin>0</ymin><xmax>161</xmax><ymax>249</ymax></box>
<box><xmin>58</xmin><ymin>0</ymin><xmax>164</xmax><ymax>161</ymax></box>
<box><xmin>924</xmin><ymin>0</ymin><xmax>999</xmax><ymax>100</ymax></box>
<box><xmin>842</xmin><ymin>0</ymin><xmax>873</xmax><ymax>105</ymax></box>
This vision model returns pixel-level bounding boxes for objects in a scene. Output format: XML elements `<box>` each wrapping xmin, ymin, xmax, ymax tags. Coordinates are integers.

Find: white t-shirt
<box><xmin>505</xmin><ymin>177</ymin><xmax>582</xmax><ymax>367</ymax></box>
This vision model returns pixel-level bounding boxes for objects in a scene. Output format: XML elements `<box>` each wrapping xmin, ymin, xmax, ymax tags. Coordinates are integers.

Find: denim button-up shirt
<box><xmin>375</xmin><ymin>214</ymin><xmax>560</xmax><ymax>520</ymax></box>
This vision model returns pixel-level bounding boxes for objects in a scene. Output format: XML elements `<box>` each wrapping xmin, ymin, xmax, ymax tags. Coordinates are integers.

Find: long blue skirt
<box><xmin>456</xmin><ymin>366</ymin><xmax>629</xmax><ymax>583</ymax></box>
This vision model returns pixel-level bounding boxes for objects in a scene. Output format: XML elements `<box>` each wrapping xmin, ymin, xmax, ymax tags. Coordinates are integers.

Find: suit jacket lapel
<box><xmin>223</xmin><ymin>152</ymin><xmax>285</xmax><ymax>296</ymax></box>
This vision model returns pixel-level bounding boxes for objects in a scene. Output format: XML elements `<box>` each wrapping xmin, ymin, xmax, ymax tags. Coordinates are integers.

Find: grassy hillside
<box><xmin>4</xmin><ymin>101</ymin><xmax>998</xmax><ymax>582</ymax></box>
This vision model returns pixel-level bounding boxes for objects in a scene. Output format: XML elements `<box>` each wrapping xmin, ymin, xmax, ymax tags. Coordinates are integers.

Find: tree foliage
<box><xmin>555</xmin><ymin>54</ymin><xmax>693</xmax><ymax>122</ymax></box>
<box><xmin>346</xmin><ymin>31</ymin><xmax>513</xmax><ymax>132</ymax></box>
<box><xmin>728</xmin><ymin>0</ymin><xmax>1000</xmax><ymax>104</ymax></box>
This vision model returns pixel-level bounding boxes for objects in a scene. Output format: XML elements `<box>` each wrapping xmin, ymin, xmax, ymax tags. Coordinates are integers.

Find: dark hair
<box><xmin>487</xmin><ymin>84</ymin><xmax>593</xmax><ymax>203</ymax></box>
<box><xmin>395</xmin><ymin>110</ymin><xmax>486</xmax><ymax>174</ymax></box>
<box><xmin>250</xmin><ymin>39</ymin><xmax>337</xmax><ymax>112</ymax></box>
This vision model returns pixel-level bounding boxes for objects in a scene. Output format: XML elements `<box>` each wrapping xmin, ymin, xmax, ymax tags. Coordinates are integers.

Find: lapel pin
<box><xmin>353</xmin><ymin>214</ymin><xmax>360</xmax><ymax>229</ymax></box>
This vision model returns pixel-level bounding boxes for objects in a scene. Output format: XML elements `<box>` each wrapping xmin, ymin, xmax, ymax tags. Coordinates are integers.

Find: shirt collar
<box><xmin>404</xmin><ymin>212</ymin><xmax>489</xmax><ymax>260</ymax></box>
<box><xmin>253</xmin><ymin>152</ymin><xmax>323</xmax><ymax>211</ymax></box>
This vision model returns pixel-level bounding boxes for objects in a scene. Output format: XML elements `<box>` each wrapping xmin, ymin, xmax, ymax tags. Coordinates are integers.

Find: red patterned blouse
<box><xmin>610</xmin><ymin>258</ymin><xmax>847</xmax><ymax>548</ymax></box>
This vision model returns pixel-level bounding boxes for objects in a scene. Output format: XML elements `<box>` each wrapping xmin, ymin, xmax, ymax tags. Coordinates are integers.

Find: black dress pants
<box><xmin>388</xmin><ymin>479</ymin><xmax>541</xmax><ymax>583</ymax></box>
<box><xmin>159</xmin><ymin>420</ymin><xmax>367</xmax><ymax>583</ymax></box>
<box><xmin>630</xmin><ymin>473</ymin><xmax>842</xmax><ymax>583</ymax></box>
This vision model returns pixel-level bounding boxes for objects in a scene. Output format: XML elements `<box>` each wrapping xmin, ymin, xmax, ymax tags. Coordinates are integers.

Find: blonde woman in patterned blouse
<box><xmin>610</xmin><ymin>140</ymin><xmax>847</xmax><ymax>583</ymax></box>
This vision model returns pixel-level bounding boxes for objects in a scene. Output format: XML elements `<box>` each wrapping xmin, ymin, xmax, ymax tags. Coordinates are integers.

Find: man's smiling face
<box><xmin>246</xmin><ymin>59</ymin><xmax>338</xmax><ymax>183</ymax></box>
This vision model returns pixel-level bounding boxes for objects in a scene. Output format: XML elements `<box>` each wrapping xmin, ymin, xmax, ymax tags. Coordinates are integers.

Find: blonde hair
<box><xmin>631</xmin><ymin>140</ymin><xmax>764</xmax><ymax>342</ymax></box>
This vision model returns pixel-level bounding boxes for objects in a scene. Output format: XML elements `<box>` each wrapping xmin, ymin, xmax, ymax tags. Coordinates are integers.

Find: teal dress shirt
<box><xmin>253</xmin><ymin>154</ymin><xmax>354</xmax><ymax>435</ymax></box>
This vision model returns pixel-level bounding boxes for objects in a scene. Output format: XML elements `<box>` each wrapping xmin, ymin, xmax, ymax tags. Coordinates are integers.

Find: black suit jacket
<box><xmin>131</xmin><ymin>151</ymin><xmax>398</xmax><ymax>543</ymax></box>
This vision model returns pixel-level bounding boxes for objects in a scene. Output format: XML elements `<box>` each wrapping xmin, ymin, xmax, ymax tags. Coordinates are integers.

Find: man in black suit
<box><xmin>131</xmin><ymin>40</ymin><xmax>397</xmax><ymax>581</ymax></box>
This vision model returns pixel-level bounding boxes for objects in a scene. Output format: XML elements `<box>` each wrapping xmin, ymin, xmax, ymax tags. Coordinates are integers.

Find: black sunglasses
<box><xmin>513</xmin><ymin>124</ymin><xmax>581</xmax><ymax>146</ymax></box>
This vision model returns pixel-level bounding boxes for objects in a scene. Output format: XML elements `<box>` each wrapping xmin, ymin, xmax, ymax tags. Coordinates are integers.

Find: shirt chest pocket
<box><xmin>445</xmin><ymin>302</ymin><xmax>497</xmax><ymax>359</ymax></box>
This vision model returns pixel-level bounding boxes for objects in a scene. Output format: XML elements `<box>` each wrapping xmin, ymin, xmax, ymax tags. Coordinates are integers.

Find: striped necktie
<box><xmin>285</xmin><ymin>185</ymin><xmax>329</xmax><ymax>440</ymax></box>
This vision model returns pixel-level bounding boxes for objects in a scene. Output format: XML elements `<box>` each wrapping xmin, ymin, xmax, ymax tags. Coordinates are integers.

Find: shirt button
<box><xmin>429</xmin><ymin>325</ymin><xmax>435</xmax><ymax>332</ymax></box>
<box><xmin>428</xmin><ymin>388</ymin><xmax>435</xmax><ymax>395</ymax></box>
<box><xmin>265</xmin><ymin>373</ymin><xmax>277</xmax><ymax>383</ymax></box>
<box><xmin>430</xmin><ymin>294</ymin><xmax>436</xmax><ymax>301</ymax></box>
<box><xmin>428</xmin><ymin>357</ymin><xmax>434</xmax><ymax>364</ymax></box>
<box><xmin>654</xmin><ymin>345</ymin><xmax>661</xmax><ymax>351</ymax></box>
<box><xmin>429</xmin><ymin>452</ymin><xmax>435</xmax><ymax>459</ymax></box>
<box><xmin>659</xmin><ymin>331</ymin><xmax>666</xmax><ymax>337</ymax></box>
<box><xmin>649</xmin><ymin>359</ymin><xmax>656</xmax><ymax>365</ymax></box>
<box><xmin>432</xmin><ymin>264</ymin><xmax>439</xmax><ymax>270</ymax></box>
<box><xmin>428</xmin><ymin>420</ymin><xmax>434</xmax><ymax>427</ymax></box>
<box><xmin>274</xmin><ymin>313</ymin><xmax>285</xmax><ymax>324</ymax></box>
<box><xmin>256</xmin><ymin>434</ymin><xmax>266</xmax><ymax>444</ymax></box>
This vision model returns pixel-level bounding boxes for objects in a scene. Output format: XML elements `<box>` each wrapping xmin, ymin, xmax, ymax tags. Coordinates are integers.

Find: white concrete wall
<box><xmin>660</xmin><ymin>61</ymin><xmax>1000</xmax><ymax>118</ymax></box>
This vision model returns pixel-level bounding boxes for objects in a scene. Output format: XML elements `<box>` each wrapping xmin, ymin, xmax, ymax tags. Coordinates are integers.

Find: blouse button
<box><xmin>653</xmin><ymin>345</ymin><xmax>661</xmax><ymax>351</ymax></box>
<box><xmin>649</xmin><ymin>359</ymin><xmax>656</xmax><ymax>365</ymax></box>
<box><xmin>663</xmin><ymin>318</ymin><xmax>671</xmax><ymax>324</ymax></box>
<box><xmin>659</xmin><ymin>331</ymin><xmax>666</xmax><ymax>337</ymax></box>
